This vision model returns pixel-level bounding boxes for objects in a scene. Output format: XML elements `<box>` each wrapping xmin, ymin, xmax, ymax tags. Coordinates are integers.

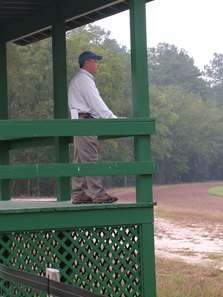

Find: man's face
<box><xmin>84</xmin><ymin>59</ymin><xmax>100</xmax><ymax>74</ymax></box>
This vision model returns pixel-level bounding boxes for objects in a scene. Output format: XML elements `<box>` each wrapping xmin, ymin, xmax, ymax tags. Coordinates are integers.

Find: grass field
<box><xmin>156</xmin><ymin>257</ymin><xmax>223</xmax><ymax>297</ymax></box>
<box><xmin>208</xmin><ymin>186</ymin><xmax>223</xmax><ymax>197</ymax></box>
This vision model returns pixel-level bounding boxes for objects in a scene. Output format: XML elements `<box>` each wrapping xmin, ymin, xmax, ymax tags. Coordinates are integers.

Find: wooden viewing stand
<box><xmin>0</xmin><ymin>1</ymin><xmax>157</xmax><ymax>296</ymax></box>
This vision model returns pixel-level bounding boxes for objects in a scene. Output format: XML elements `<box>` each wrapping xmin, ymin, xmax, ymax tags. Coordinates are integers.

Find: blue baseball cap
<box><xmin>78</xmin><ymin>51</ymin><xmax>102</xmax><ymax>65</ymax></box>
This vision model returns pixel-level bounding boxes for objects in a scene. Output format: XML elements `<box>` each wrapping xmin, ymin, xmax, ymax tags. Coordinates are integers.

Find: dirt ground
<box><xmin>116</xmin><ymin>181</ymin><xmax>223</xmax><ymax>218</ymax></box>
<box><xmin>114</xmin><ymin>181</ymin><xmax>223</xmax><ymax>269</ymax></box>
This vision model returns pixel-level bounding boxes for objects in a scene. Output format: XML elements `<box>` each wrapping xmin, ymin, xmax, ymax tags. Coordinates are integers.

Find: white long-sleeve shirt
<box><xmin>68</xmin><ymin>69</ymin><xmax>117</xmax><ymax>119</ymax></box>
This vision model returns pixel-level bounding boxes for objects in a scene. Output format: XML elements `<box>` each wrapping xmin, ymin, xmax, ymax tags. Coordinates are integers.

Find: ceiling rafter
<box><xmin>0</xmin><ymin>0</ymin><xmax>153</xmax><ymax>45</ymax></box>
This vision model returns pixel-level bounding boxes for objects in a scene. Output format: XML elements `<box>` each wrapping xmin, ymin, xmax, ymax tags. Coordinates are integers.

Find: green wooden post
<box><xmin>0</xmin><ymin>42</ymin><xmax>8</xmax><ymax>120</ymax></box>
<box><xmin>52</xmin><ymin>6</ymin><xmax>70</xmax><ymax>201</ymax></box>
<box><xmin>129</xmin><ymin>1</ymin><xmax>157</xmax><ymax>296</ymax></box>
<box><xmin>129</xmin><ymin>0</ymin><xmax>152</xmax><ymax>203</ymax></box>
<box><xmin>0</xmin><ymin>41</ymin><xmax>10</xmax><ymax>200</ymax></box>
<box><xmin>140</xmin><ymin>223</ymin><xmax>157</xmax><ymax>297</ymax></box>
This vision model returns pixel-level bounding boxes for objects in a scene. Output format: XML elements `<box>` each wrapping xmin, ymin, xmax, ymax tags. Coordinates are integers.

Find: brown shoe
<box><xmin>72</xmin><ymin>193</ymin><xmax>93</xmax><ymax>204</ymax></box>
<box><xmin>93</xmin><ymin>193</ymin><xmax>118</xmax><ymax>204</ymax></box>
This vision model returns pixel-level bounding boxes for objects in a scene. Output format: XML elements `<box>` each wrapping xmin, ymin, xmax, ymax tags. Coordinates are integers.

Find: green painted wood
<box><xmin>130</xmin><ymin>0</ymin><xmax>149</xmax><ymax>117</ymax></box>
<box><xmin>0</xmin><ymin>42</ymin><xmax>10</xmax><ymax>201</ymax></box>
<box><xmin>0</xmin><ymin>42</ymin><xmax>8</xmax><ymax>119</ymax></box>
<box><xmin>52</xmin><ymin>15</ymin><xmax>68</xmax><ymax>119</ymax></box>
<box><xmin>7</xmin><ymin>134</ymin><xmax>139</xmax><ymax>151</ymax></box>
<box><xmin>0</xmin><ymin>118</ymin><xmax>155</xmax><ymax>139</ymax></box>
<box><xmin>0</xmin><ymin>142</ymin><xmax>10</xmax><ymax>201</ymax></box>
<box><xmin>129</xmin><ymin>1</ymin><xmax>157</xmax><ymax>295</ymax></box>
<box><xmin>0</xmin><ymin>0</ymin><xmax>138</xmax><ymax>43</ymax></box>
<box><xmin>1</xmin><ymin>0</ymin><xmax>114</xmax><ymax>42</ymax></box>
<box><xmin>0</xmin><ymin>202</ymin><xmax>154</xmax><ymax>232</ymax></box>
<box><xmin>61</xmin><ymin>0</ymin><xmax>127</xmax><ymax>26</ymax></box>
<box><xmin>134</xmin><ymin>136</ymin><xmax>153</xmax><ymax>203</ymax></box>
<box><xmin>0</xmin><ymin>161</ymin><xmax>156</xmax><ymax>180</ymax></box>
<box><xmin>0</xmin><ymin>4</ymin><xmax>54</xmax><ymax>43</ymax></box>
<box><xmin>54</xmin><ymin>137</ymin><xmax>70</xmax><ymax>201</ymax></box>
<box><xmin>6</xmin><ymin>135</ymin><xmax>128</xmax><ymax>151</ymax></box>
<box><xmin>140</xmin><ymin>223</ymin><xmax>157</xmax><ymax>297</ymax></box>
<box><xmin>0</xmin><ymin>1</ymin><xmax>157</xmax><ymax>294</ymax></box>
<box><xmin>0</xmin><ymin>205</ymin><xmax>155</xmax><ymax>296</ymax></box>
<box><xmin>0</xmin><ymin>201</ymin><xmax>153</xmax><ymax>212</ymax></box>
<box><xmin>52</xmin><ymin>12</ymin><xmax>70</xmax><ymax>201</ymax></box>
<box><xmin>130</xmin><ymin>0</ymin><xmax>152</xmax><ymax>201</ymax></box>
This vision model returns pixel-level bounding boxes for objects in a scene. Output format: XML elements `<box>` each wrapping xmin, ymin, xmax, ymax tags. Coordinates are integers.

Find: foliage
<box><xmin>148</xmin><ymin>43</ymin><xmax>208</xmax><ymax>98</ymax></box>
<box><xmin>203</xmin><ymin>53</ymin><xmax>223</xmax><ymax>107</ymax></box>
<box><xmin>203</xmin><ymin>53</ymin><xmax>223</xmax><ymax>85</ymax></box>
<box><xmin>6</xmin><ymin>25</ymin><xmax>223</xmax><ymax>195</ymax></box>
<box><xmin>151</xmin><ymin>85</ymin><xmax>223</xmax><ymax>183</ymax></box>
<box><xmin>8</xmin><ymin>40</ymin><xmax>53</xmax><ymax>119</ymax></box>
<box><xmin>7</xmin><ymin>25</ymin><xmax>132</xmax><ymax>195</ymax></box>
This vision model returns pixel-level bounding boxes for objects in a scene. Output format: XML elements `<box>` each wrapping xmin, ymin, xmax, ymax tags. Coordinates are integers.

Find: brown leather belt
<box><xmin>78</xmin><ymin>113</ymin><xmax>94</xmax><ymax>119</ymax></box>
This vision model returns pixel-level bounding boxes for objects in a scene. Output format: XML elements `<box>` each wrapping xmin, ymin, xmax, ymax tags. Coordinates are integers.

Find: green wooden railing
<box><xmin>0</xmin><ymin>117</ymin><xmax>157</xmax><ymax>297</ymax></box>
<box><xmin>0</xmin><ymin>118</ymin><xmax>155</xmax><ymax>202</ymax></box>
<box><xmin>0</xmin><ymin>0</ymin><xmax>157</xmax><ymax>295</ymax></box>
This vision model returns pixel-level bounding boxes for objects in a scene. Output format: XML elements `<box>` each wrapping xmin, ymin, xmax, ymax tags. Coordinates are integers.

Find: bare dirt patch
<box><xmin>155</xmin><ymin>217</ymin><xmax>223</xmax><ymax>269</ymax></box>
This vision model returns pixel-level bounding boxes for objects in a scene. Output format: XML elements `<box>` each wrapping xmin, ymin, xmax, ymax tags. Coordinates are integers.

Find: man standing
<box><xmin>68</xmin><ymin>51</ymin><xmax>118</xmax><ymax>204</ymax></box>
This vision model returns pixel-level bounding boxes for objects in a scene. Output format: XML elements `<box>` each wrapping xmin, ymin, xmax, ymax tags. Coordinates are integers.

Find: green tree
<box><xmin>203</xmin><ymin>53</ymin><xmax>223</xmax><ymax>107</ymax></box>
<box><xmin>8</xmin><ymin>25</ymin><xmax>222</xmax><ymax>192</ymax></box>
<box><xmin>150</xmin><ymin>85</ymin><xmax>223</xmax><ymax>183</ymax></box>
<box><xmin>148</xmin><ymin>43</ymin><xmax>207</xmax><ymax>98</ymax></box>
<box><xmin>150</xmin><ymin>85</ymin><xmax>177</xmax><ymax>183</ymax></box>
<box><xmin>203</xmin><ymin>53</ymin><xmax>223</xmax><ymax>85</ymax></box>
<box><xmin>8</xmin><ymin>39</ymin><xmax>53</xmax><ymax>119</ymax></box>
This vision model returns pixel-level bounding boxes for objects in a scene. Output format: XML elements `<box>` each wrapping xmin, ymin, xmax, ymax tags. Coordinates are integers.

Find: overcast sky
<box><xmin>96</xmin><ymin>0</ymin><xmax>223</xmax><ymax>70</ymax></box>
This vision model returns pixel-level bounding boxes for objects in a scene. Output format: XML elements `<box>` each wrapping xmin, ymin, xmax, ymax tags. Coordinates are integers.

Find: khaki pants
<box><xmin>72</xmin><ymin>136</ymin><xmax>106</xmax><ymax>198</ymax></box>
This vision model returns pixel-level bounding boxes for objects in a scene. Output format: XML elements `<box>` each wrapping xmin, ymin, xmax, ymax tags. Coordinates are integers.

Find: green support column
<box><xmin>129</xmin><ymin>0</ymin><xmax>153</xmax><ymax>203</ymax></box>
<box><xmin>0</xmin><ymin>41</ymin><xmax>10</xmax><ymax>200</ymax></box>
<box><xmin>0</xmin><ymin>42</ymin><xmax>8</xmax><ymax>119</ymax></box>
<box><xmin>140</xmin><ymin>223</ymin><xmax>157</xmax><ymax>297</ymax></box>
<box><xmin>130</xmin><ymin>0</ymin><xmax>150</xmax><ymax>118</ymax></box>
<box><xmin>52</xmin><ymin>7</ymin><xmax>70</xmax><ymax>201</ymax></box>
<box><xmin>129</xmin><ymin>1</ymin><xmax>157</xmax><ymax>296</ymax></box>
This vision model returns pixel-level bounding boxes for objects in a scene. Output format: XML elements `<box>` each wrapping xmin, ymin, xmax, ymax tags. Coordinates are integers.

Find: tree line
<box><xmin>6</xmin><ymin>25</ymin><xmax>223</xmax><ymax>196</ymax></box>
